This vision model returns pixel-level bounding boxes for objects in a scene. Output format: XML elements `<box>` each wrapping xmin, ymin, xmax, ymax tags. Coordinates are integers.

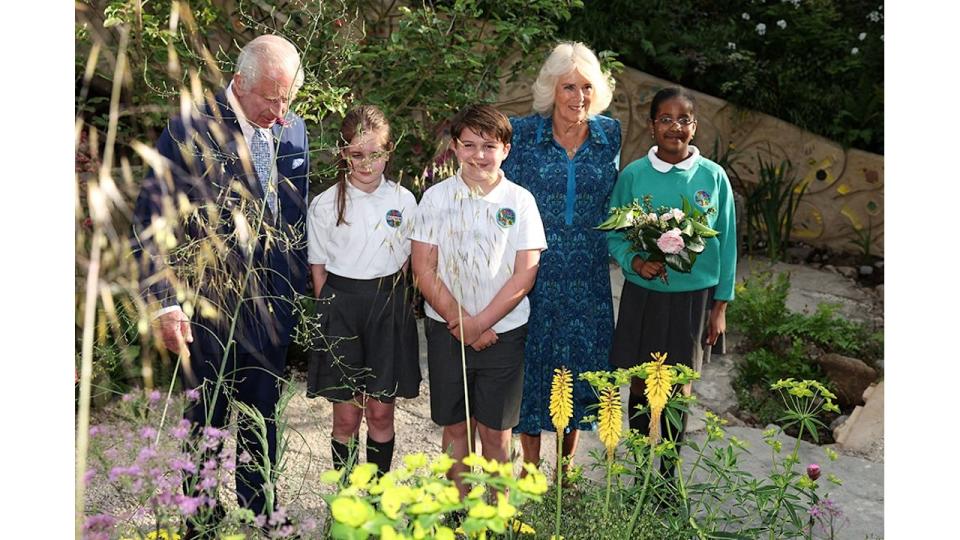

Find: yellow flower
<box><xmin>496</xmin><ymin>492</ymin><xmax>517</xmax><ymax>519</ymax></box>
<box><xmin>434</xmin><ymin>526</ymin><xmax>456</xmax><ymax>540</ymax></box>
<box><xmin>404</xmin><ymin>453</ymin><xmax>428</xmax><ymax>471</ymax></box>
<box><xmin>467</xmin><ymin>485</ymin><xmax>486</xmax><ymax>500</ymax></box>
<box><xmin>643</xmin><ymin>352</ymin><xmax>674</xmax><ymax>444</ymax></box>
<box><xmin>320</xmin><ymin>469</ymin><xmax>344</xmax><ymax>484</ymax></box>
<box><xmin>463</xmin><ymin>453</ymin><xmax>487</xmax><ymax>469</ymax></box>
<box><xmin>469</xmin><ymin>501</ymin><xmax>497</xmax><ymax>519</ymax></box>
<box><xmin>408</xmin><ymin>495</ymin><xmax>440</xmax><ymax>515</ymax></box>
<box><xmin>597</xmin><ymin>386</ymin><xmax>622</xmax><ymax>456</ymax></box>
<box><xmin>516</xmin><ymin>469</ymin><xmax>549</xmax><ymax>495</ymax></box>
<box><xmin>143</xmin><ymin>531</ymin><xmax>180</xmax><ymax>540</ymax></box>
<box><xmin>549</xmin><ymin>366</ymin><xmax>574</xmax><ymax>431</ymax></box>
<box><xmin>380</xmin><ymin>486</ymin><xmax>407</xmax><ymax>519</ymax></box>
<box><xmin>348</xmin><ymin>463</ymin><xmax>379</xmax><ymax>490</ymax></box>
<box><xmin>430</xmin><ymin>453</ymin><xmax>456</xmax><ymax>474</ymax></box>
<box><xmin>437</xmin><ymin>485</ymin><xmax>461</xmax><ymax>505</ymax></box>
<box><xmin>381</xmin><ymin>525</ymin><xmax>408</xmax><ymax>540</ymax></box>
<box><xmin>331</xmin><ymin>496</ymin><xmax>374</xmax><ymax>527</ymax></box>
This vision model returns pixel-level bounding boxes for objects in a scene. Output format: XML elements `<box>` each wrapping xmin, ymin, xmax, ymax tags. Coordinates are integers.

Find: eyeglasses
<box><xmin>347</xmin><ymin>150</ymin><xmax>391</xmax><ymax>163</ymax></box>
<box><xmin>655</xmin><ymin>116</ymin><xmax>697</xmax><ymax>127</ymax></box>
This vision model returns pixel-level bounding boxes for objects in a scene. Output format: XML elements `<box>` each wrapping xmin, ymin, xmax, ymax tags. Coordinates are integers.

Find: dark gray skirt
<box><xmin>306</xmin><ymin>272</ymin><xmax>421</xmax><ymax>402</ymax></box>
<box><xmin>610</xmin><ymin>280</ymin><xmax>724</xmax><ymax>372</ymax></box>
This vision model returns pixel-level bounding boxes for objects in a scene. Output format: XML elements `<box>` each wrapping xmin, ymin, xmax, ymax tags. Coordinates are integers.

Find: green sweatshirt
<box><xmin>606</xmin><ymin>153</ymin><xmax>737</xmax><ymax>301</ymax></box>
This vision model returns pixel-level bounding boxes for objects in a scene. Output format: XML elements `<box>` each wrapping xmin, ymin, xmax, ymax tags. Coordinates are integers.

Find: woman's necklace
<box><xmin>554</xmin><ymin>119</ymin><xmax>588</xmax><ymax>160</ymax></box>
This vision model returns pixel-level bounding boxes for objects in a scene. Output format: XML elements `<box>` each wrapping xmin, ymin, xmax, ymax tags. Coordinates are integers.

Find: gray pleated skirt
<box><xmin>610</xmin><ymin>280</ymin><xmax>724</xmax><ymax>372</ymax></box>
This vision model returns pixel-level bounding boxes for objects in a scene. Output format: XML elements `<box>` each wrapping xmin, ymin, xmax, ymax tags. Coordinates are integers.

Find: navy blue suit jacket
<box><xmin>133</xmin><ymin>90</ymin><xmax>310</xmax><ymax>355</ymax></box>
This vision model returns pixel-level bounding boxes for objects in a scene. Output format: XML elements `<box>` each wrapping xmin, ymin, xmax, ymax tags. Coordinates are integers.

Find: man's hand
<box><xmin>470</xmin><ymin>329</ymin><xmax>498</xmax><ymax>352</ymax></box>
<box><xmin>447</xmin><ymin>315</ymin><xmax>483</xmax><ymax>345</ymax></box>
<box><xmin>156</xmin><ymin>308</ymin><xmax>193</xmax><ymax>355</ymax></box>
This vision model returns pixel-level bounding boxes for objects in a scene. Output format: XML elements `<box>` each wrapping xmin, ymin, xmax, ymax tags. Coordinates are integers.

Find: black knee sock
<box><xmin>366</xmin><ymin>435</ymin><xmax>395</xmax><ymax>476</ymax></box>
<box><xmin>331</xmin><ymin>437</ymin><xmax>357</xmax><ymax>472</ymax></box>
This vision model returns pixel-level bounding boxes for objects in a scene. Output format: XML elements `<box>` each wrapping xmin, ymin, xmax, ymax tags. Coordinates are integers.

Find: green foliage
<box><xmin>741</xmin><ymin>153</ymin><xmax>808</xmax><ymax>261</ymax></box>
<box><xmin>726</xmin><ymin>270</ymin><xmax>792</xmax><ymax>347</ymax></box>
<box><xmin>337</xmin><ymin>0</ymin><xmax>585</xmax><ymax>193</ymax></box>
<box><xmin>560</xmin><ymin>0</ymin><xmax>884</xmax><ymax>153</ymax></box>
<box><xmin>728</xmin><ymin>271</ymin><xmax>882</xmax><ymax>435</ymax></box>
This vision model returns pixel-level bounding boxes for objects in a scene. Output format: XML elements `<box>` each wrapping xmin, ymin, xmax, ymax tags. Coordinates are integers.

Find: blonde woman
<box><xmin>501</xmin><ymin>42</ymin><xmax>621</xmax><ymax>476</ymax></box>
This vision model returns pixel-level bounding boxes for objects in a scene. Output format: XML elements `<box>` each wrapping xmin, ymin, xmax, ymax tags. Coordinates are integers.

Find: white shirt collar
<box><xmin>226</xmin><ymin>81</ymin><xmax>273</xmax><ymax>145</ymax></box>
<box><xmin>648</xmin><ymin>145</ymin><xmax>701</xmax><ymax>172</ymax></box>
<box><xmin>454</xmin><ymin>166</ymin><xmax>505</xmax><ymax>198</ymax></box>
<box><xmin>345</xmin><ymin>175</ymin><xmax>388</xmax><ymax>197</ymax></box>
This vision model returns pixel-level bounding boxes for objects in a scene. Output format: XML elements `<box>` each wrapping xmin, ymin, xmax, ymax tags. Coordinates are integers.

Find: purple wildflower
<box><xmin>83</xmin><ymin>468</ymin><xmax>96</xmax><ymax>485</ymax></box>
<box><xmin>199</xmin><ymin>476</ymin><xmax>218</xmax><ymax>491</ymax></box>
<box><xmin>122</xmin><ymin>393</ymin><xmax>134</xmax><ymax>402</ymax></box>
<box><xmin>176</xmin><ymin>494</ymin><xmax>206</xmax><ymax>516</ymax></box>
<box><xmin>139</xmin><ymin>426</ymin><xmax>158</xmax><ymax>439</ymax></box>
<box><xmin>171</xmin><ymin>419</ymin><xmax>192</xmax><ymax>440</ymax></box>
<box><xmin>185</xmin><ymin>387</ymin><xmax>201</xmax><ymax>401</ymax></box>
<box><xmin>88</xmin><ymin>425</ymin><xmax>105</xmax><ymax>437</ymax></box>
<box><xmin>170</xmin><ymin>457</ymin><xmax>197</xmax><ymax>474</ymax></box>
<box><xmin>148</xmin><ymin>389</ymin><xmax>162</xmax><ymax>403</ymax></box>
<box><xmin>83</xmin><ymin>513</ymin><xmax>116</xmax><ymax>540</ymax></box>
<box><xmin>254</xmin><ymin>514</ymin><xmax>268</xmax><ymax>528</ymax></box>
<box><xmin>108</xmin><ymin>465</ymin><xmax>142</xmax><ymax>482</ymax></box>
<box><xmin>268</xmin><ymin>506</ymin><xmax>288</xmax><ymax>526</ymax></box>
<box><xmin>238</xmin><ymin>451</ymin><xmax>252</xmax><ymax>464</ymax></box>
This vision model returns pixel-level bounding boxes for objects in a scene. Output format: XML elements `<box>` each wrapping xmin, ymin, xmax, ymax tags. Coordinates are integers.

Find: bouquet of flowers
<box><xmin>596</xmin><ymin>195</ymin><xmax>719</xmax><ymax>282</ymax></box>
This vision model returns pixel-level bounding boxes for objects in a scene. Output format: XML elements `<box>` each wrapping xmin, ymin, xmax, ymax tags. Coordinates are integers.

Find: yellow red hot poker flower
<box><xmin>643</xmin><ymin>352</ymin><xmax>674</xmax><ymax>445</ymax></box>
<box><xmin>549</xmin><ymin>366</ymin><xmax>573</xmax><ymax>432</ymax></box>
<box><xmin>597</xmin><ymin>386</ymin><xmax>622</xmax><ymax>457</ymax></box>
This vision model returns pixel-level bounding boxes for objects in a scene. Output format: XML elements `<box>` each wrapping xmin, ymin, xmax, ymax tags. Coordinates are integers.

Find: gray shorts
<box><xmin>425</xmin><ymin>318</ymin><xmax>527</xmax><ymax>431</ymax></box>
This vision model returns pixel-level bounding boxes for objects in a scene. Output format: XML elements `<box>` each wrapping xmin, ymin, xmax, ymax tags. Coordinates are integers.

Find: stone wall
<box><xmin>497</xmin><ymin>66</ymin><xmax>884</xmax><ymax>256</ymax></box>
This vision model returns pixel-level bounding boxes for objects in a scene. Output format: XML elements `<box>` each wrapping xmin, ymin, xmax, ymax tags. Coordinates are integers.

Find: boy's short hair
<box><xmin>449</xmin><ymin>104</ymin><xmax>513</xmax><ymax>146</ymax></box>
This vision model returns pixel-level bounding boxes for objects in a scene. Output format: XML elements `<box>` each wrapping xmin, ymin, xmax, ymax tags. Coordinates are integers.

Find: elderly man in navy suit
<box><xmin>133</xmin><ymin>34</ymin><xmax>310</xmax><ymax>528</ymax></box>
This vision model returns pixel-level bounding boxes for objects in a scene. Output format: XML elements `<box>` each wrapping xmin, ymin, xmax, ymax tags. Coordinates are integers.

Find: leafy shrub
<box><xmin>728</xmin><ymin>271</ymin><xmax>882</xmax><ymax>436</ymax></box>
<box><xmin>560</xmin><ymin>0</ymin><xmax>884</xmax><ymax>153</ymax></box>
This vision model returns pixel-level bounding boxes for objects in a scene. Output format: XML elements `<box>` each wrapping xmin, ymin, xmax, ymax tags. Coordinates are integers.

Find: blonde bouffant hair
<box><xmin>531</xmin><ymin>42</ymin><xmax>614</xmax><ymax>117</ymax></box>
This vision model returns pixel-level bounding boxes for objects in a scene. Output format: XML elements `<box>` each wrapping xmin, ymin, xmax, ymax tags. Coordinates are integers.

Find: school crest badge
<box><xmin>496</xmin><ymin>208</ymin><xmax>516</xmax><ymax>228</ymax></box>
<box><xmin>695</xmin><ymin>190</ymin><xmax>712</xmax><ymax>209</ymax></box>
<box><xmin>385</xmin><ymin>209</ymin><xmax>403</xmax><ymax>228</ymax></box>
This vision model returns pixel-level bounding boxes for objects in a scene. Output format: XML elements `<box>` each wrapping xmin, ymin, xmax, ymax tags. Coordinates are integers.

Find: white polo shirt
<box><xmin>307</xmin><ymin>177</ymin><xmax>417</xmax><ymax>279</ymax></box>
<box><xmin>411</xmin><ymin>170</ymin><xmax>547</xmax><ymax>333</ymax></box>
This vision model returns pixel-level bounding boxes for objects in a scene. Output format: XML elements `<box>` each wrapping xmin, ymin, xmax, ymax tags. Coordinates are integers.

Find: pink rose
<box><xmin>672</xmin><ymin>208</ymin><xmax>685</xmax><ymax>221</ymax></box>
<box><xmin>806</xmin><ymin>463</ymin><xmax>821</xmax><ymax>481</ymax></box>
<box><xmin>656</xmin><ymin>228</ymin><xmax>685</xmax><ymax>254</ymax></box>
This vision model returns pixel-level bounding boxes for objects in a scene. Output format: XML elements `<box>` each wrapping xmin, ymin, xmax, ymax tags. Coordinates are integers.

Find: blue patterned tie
<box><xmin>250</xmin><ymin>129</ymin><xmax>278</xmax><ymax>217</ymax></box>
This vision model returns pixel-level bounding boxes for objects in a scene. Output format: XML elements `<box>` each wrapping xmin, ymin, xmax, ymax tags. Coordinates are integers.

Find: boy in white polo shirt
<box><xmin>411</xmin><ymin>104</ymin><xmax>547</xmax><ymax>496</ymax></box>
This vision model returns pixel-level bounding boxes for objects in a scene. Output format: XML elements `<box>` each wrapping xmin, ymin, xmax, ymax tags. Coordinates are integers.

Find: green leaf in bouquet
<box><xmin>691</xmin><ymin>219</ymin><xmax>720</xmax><ymax>238</ymax></box>
<box><xmin>664</xmin><ymin>251</ymin><xmax>692</xmax><ymax>273</ymax></box>
<box><xmin>681</xmin><ymin>195</ymin><xmax>693</xmax><ymax>217</ymax></box>
<box><xmin>686</xmin><ymin>235</ymin><xmax>706</xmax><ymax>253</ymax></box>
<box><xmin>681</xmin><ymin>219</ymin><xmax>694</xmax><ymax>237</ymax></box>
<box><xmin>595</xmin><ymin>208</ymin><xmax>627</xmax><ymax>230</ymax></box>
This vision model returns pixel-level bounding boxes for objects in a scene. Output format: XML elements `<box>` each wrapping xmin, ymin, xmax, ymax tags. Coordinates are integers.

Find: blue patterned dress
<box><xmin>502</xmin><ymin>114</ymin><xmax>622</xmax><ymax>433</ymax></box>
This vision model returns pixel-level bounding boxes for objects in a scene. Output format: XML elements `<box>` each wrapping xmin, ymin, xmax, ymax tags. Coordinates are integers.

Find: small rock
<box><xmin>823</xmin><ymin>264</ymin><xmax>836</xmax><ymax>273</ymax></box>
<box><xmin>830</xmin><ymin>414</ymin><xmax>849</xmax><ymax>431</ymax></box>
<box><xmin>859</xmin><ymin>265</ymin><xmax>874</xmax><ymax>276</ymax></box>
<box><xmin>837</xmin><ymin>266</ymin><xmax>858</xmax><ymax>279</ymax></box>
<box><xmin>817</xmin><ymin>353</ymin><xmax>879</xmax><ymax>408</ymax></box>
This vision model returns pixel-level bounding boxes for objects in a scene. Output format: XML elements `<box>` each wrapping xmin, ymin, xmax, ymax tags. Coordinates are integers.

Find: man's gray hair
<box><xmin>235</xmin><ymin>35</ymin><xmax>305</xmax><ymax>96</ymax></box>
<box><xmin>531</xmin><ymin>42</ymin><xmax>614</xmax><ymax>117</ymax></box>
